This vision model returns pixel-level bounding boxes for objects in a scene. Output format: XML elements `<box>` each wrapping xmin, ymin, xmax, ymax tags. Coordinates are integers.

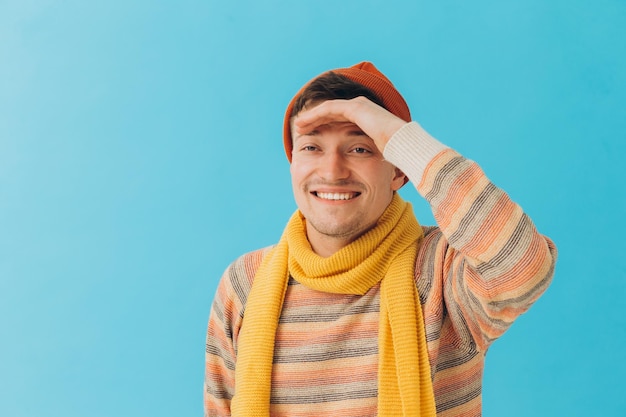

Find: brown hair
<box><xmin>290</xmin><ymin>72</ymin><xmax>385</xmax><ymax>118</ymax></box>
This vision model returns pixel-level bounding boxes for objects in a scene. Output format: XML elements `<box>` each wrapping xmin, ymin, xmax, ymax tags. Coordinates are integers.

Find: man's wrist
<box><xmin>383</xmin><ymin>121</ymin><xmax>449</xmax><ymax>185</ymax></box>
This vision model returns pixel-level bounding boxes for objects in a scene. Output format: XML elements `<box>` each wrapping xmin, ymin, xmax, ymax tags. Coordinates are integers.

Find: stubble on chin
<box><xmin>305</xmin><ymin>211</ymin><xmax>374</xmax><ymax>243</ymax></box>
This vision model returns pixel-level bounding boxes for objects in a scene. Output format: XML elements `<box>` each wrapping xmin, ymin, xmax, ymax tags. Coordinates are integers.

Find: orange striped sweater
<box><xmin>204</xmin><ymin>122</ymin><xmax>557</xmax><ymax>416</ymax></box>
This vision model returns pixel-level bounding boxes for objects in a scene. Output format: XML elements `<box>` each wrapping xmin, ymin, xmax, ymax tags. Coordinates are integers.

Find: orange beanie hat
<box><xmin>283</xmin><ymin>62</ymin><xmax>411</xmax><ymax>162</ymax></box>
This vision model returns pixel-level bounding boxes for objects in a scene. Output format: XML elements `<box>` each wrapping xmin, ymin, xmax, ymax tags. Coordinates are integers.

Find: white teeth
<box><xmin>316</xmin><ymin>192</ymin><xmax>356</xmax><ymax>200</ymax></box>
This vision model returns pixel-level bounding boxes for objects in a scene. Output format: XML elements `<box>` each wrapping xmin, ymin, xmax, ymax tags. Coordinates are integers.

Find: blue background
<box><xmin>1</xmin><ymin>1</ymin><xmax>624</xmax><ymax>416</ymax></box>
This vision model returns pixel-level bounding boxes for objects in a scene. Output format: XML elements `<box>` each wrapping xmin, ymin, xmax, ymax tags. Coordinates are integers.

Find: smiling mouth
<box><xmin>313</xmin><ymin>191</ymin><xmax>361</xmax><ymax>201</ymax></box>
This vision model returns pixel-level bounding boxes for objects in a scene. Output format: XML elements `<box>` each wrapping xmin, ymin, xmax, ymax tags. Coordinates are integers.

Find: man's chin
<box><xmin>308</xmin><ymin>219</ymin><xmax>369</xmax><ymax>241</ymax></box>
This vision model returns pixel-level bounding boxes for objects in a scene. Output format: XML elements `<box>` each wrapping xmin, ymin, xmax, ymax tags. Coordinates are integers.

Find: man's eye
<box><xmin>352</xmin><ymin>147</ymin><xmax>370</xmax><ymax>154</ymax></box>
<box><xmin>303</xmin><ymin>145</ymin><xmax>318</xmax><ymax>151</ymax></box>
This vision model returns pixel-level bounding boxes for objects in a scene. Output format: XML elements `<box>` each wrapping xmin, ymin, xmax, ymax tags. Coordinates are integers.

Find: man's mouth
<box><xmin>313</xmin><ymin>191</ymin><xmax>361</xmax><ymax>201</ymax></box>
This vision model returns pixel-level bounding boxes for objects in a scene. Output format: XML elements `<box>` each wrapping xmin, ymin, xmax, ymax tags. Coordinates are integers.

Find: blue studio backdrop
<box><xmin>1</xmin><ymin>1</ymin><xmax>624</xmax><ymax>416</ymax></box>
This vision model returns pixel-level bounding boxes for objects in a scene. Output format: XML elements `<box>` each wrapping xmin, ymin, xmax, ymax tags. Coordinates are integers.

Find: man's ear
<box><xmin>391</xmin><ymin>167</ymin><xmax>407</xmax><ymax>191</ymax></box>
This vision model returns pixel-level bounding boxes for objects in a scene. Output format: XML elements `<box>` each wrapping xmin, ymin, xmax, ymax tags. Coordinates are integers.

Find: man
<box><xmin>204</xmin><ymin>62</ymin><xmax>557</xmax><ymax>417</ymax></box>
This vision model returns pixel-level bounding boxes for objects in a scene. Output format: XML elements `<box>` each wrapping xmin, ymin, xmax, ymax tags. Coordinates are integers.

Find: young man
<box><xmin>204</xmin><ymin>62</ymin><xmax>557</xmax><ymax>417</ymax></box>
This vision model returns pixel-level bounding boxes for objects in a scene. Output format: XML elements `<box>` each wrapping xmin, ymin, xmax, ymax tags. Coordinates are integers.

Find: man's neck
<box><xmin>305</xmin><ymin>224</ymin><xmax>364</xmax><ymax>258</ymax></box>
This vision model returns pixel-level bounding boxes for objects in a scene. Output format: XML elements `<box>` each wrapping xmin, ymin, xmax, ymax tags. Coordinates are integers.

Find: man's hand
<box><xmin>293</xmin><ymin>97</ymin><xmax>409</xmax><ymax>153</ymax></box>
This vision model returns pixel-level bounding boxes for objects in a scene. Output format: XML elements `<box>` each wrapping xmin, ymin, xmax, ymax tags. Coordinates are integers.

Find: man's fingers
<box><xmin>293</xmin><ymin>100</ymin><xmax>353</xmax><ymax>134</ymax></box>
<box><xmin>292</xmin><ymin>97</ymin><xmax>408</xmax><ymax>150</ymax></box>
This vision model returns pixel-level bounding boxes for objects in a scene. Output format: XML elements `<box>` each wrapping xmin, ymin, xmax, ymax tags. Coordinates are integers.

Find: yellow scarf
<box><xmin>231</xmin><ymin>194</ymin><xmax>436</xmax><ymax>416</ymax></box>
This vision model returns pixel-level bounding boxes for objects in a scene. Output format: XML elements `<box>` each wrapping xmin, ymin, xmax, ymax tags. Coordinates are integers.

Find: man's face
<box><xmin>290</xmin><ymin>120</ymin><xmax>405</xmax><ymax>255</ymax></box>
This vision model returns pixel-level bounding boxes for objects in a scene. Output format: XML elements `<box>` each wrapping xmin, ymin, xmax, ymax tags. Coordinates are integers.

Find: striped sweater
<box><xmin>204</xmin><ymin>122</ymin><xmax>557</xmax><ymax>416</ymax></box>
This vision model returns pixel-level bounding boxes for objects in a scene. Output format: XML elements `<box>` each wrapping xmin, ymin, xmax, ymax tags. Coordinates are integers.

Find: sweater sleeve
<box><xmin>384</xmin><ymin>122</ymin><xmax>557</xmax><ymax>351</ymax></box>
<box><xmin>204</xmin><ymin>249</ymin><xmax>268</xmax><ymax>417</ymax></box>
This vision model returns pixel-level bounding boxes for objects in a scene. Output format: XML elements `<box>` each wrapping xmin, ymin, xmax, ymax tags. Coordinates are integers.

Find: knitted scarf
<box><xmin>231</xmin><ymin>194</ymin><xmax>436</xmax><ymax>416</ymax></box>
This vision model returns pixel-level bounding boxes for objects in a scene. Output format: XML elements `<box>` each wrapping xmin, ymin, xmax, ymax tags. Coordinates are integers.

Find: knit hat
<box><xmin>283</xmin><ymin>61</ymin><xmax>411</xmax><ymax>162</ymax></box>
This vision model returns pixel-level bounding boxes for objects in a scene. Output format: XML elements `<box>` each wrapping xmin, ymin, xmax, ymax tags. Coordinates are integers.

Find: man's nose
<box><xmin>318</xmin><ymin>151</ymin><xmax>350</xmax><ymax>181</ymax></box>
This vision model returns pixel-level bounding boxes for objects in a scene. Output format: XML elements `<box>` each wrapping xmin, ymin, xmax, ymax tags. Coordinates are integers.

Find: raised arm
<box><xmin>386</xmin><ymin>121</ymin><xmax>557</xmax><ymax>350</ymax></box>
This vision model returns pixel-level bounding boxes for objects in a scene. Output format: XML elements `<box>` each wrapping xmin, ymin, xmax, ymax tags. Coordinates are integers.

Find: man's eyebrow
<box><xmin>346</xmin><ymin>128</ymin><xmax>370</xmax><ymax>138</ymax></box>
<box><xmin>346</xmin><ymin>129</ymin><xmax>367</xmax><ymax>136</ymax></box>
<box><xmin>293</xmin><ymin>129</ymin><xmax>320</xmax><ymax>142</ymax></box>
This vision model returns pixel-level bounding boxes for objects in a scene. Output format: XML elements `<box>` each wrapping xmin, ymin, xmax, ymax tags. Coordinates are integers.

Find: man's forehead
<box><xmin>320</xmin><ymin>121</ymin><xmax>364</xmax><ymax>131</ymax></box>
<box><xmin>292</xmin><ymin>122</ymin><xmax>368</xmax><ymax>141</ymax></box>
